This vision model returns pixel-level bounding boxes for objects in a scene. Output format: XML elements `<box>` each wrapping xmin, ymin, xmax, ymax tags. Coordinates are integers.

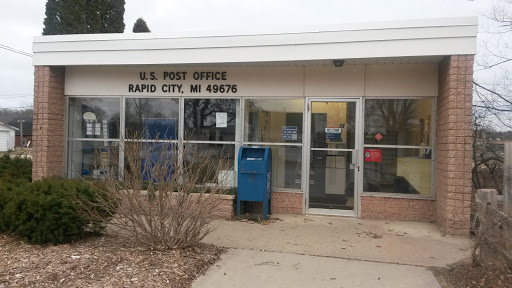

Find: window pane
<box><xmin>311</xmin><ymin>101</ymin><xmax>356</xmax><ymax>149</ymax></box>
<box><xmin>184</xmin><ymin>99</ymin><xmax>239</xmax><ymax>141</ymax></box>
<box><xmin>364</xmin><ymin>99</ymin><xmax>433</xmax><ymax>146</ymax></box>
<box><xmin>184</xmin><ymin>144</ymin><xmax>236</xmax><ymax>185</ymax></box>
<box><xmin>363</xmin><ymin>148</ymin><xmax>432</xmax><ymax>195</ymax></box>
<box><xmin>309</xmin><ymin>150</ymin><xmax>355</xmax><ymax>210</ymax></box>
<box><xmin>67</xmin><ymin>140</ymin><xmax>119</xmax><ymax>179</ymax></box>
<box><xmin>68</xmin><ymin>98</ymin><xmax>120</xmax><ymax>139</ymax></box>
<box><xmin>250</xmin><ymin>145</ymin><xmax>302</xmax><ymax>190</ymax></box>
<box><xmin>245</xmin><ymin>99</ymin><xmax>303</xmax><ymax>144</ymax></box>
<box><xmin>125</xmin><ymin>98</ymin><xmax>179</xmax><ymax>140</ymax></box>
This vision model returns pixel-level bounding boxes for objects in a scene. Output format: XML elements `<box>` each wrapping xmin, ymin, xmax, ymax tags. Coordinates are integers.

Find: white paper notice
<box><xmin>103</xmin><ymin>120</ymin><xmax>108</xmax><ymax>146</ymax></box>
<box><xmin>216</xmin><ymin>112</ymin><xmax>227</xmax><ymax>128</ymax></box>
<box><xmin>95</xmin><ymin>122</ymin><xmax>101</xmax><ymax>136</ymax></box>
<box><xmin>86</xmin><ymin>122</ymin><xmax>93</xmax><ymax>136</ymax></box>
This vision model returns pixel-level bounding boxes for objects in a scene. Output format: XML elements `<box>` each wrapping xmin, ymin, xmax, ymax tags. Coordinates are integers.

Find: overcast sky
<box><xmin>0</xmin><ymin>0</ymin><xmax>498</xmax><ymax>109</ymax></box>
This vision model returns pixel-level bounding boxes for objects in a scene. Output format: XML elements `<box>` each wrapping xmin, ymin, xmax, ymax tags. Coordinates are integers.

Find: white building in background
<box><xmin>0</xmin><ymin>122</ymin><xmax>18</xmax><ymax>152</ymax></box>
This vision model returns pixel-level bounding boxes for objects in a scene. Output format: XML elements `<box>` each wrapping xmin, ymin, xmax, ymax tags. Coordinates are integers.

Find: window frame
<box><xmin>361</xmin><ymin>96</ymin><xmax>437</xmax><ymax>199</ymax></box>
<box><xmin>182</xmin><ymin>96</ymin><xmax>242</xmax><ymax>186</ymax></box>
<box><xmin>65</xmin><ymin>96</ymin><xmax>122</xmax><ymax>178</ymax></box>
<box><xmin>124</xmin><ymin>96</ymin><xmax>181</xmax><ymax>141</ymax></box>
<box><xmin>241</xmin><ymin>97</ymin><xmax>305</xmax><ymax>192</ymax></box>
<box><xmin>67</xmin><ymin>139</ymin><xmax>121</xmax><ymax>179</ymax></box>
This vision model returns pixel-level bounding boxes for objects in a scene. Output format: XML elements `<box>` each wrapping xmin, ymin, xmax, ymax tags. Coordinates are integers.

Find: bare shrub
<box><xmin>81</xmin><ymin>134</ymin><xmax>231</xmax><ymax>250</ymax></box>
<box><xmin>472</xmin><ymin>193</ymin><xmax>512</xmax><ymax>270</ymax></box>
<box><xmin>472</xmin><ymin>206</ymin><xmax>505</xmax><ymax>266</ymax></box>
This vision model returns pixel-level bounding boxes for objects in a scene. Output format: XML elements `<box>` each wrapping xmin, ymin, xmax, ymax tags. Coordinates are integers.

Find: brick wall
<box><xmin>361</xmin><ymin>196</ymin><xmax>436</xmax><ymax>222</ymax></box>
<box><xmin>33</xmin><ymin>66</ymin><xmax>66</xmax><ymax>180</ymax></box>
<box><xmin>436</xmin><ymin>55</ymin><xmax>474</xmax><ymax>236</ymax></box>
<box><xmin>214</xmin><ymin>195</ymin><xmax>235</xmax><ymax>219</ymax></box>
<box><xmin>242</xmin><ymin>192</ymin><xmax>303</xmax><ymax>215</ymax></box>
<box><xmin>271</xmin><ymin>192</ymin><xmax>303</xmax><ymax>214</ymax></box>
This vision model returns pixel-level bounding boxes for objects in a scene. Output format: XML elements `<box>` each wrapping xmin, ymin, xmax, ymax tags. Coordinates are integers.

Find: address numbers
<box><xmin>206</xmin><ymin>84</ymin><xmax>237</xmax><ymax>94</ymax></box>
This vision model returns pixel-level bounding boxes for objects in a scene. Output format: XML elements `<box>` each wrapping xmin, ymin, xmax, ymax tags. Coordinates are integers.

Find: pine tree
<box><xmin>58</xmin><ymin>0</ymin><xmax>87</xmax><ymax>34</ymax></box>
<box><xmin>85</xmin><ymin>0</ymin><xmax>104</xmax><ymax>33</ymax></box>
<box><xmin>133</xmin><ymin>18</ymin><xmax>151</xmax><ymax>33</ymax></box>
<box><xmin>42</xmin><ymin>0</ymin><xmax>126</xmax><ymax>35</ymax></box>
<box><xmin>101</xmin><ymin>0</ymin><xmax>126</xmax><ymax>33</ymax></box>
<box><xmin>42</xmin><ymin>0</ymin><xmax>60</xmax><ymax>35</ymax></box>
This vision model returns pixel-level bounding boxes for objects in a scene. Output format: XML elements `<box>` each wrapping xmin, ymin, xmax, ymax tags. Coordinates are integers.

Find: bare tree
<box><xmin>474</xmin><ymin>0</ymin><xmax>512</xmax><ymax>130</ymax></box>
<box><xmin>472</xmin><ymin>108</ymin><xmax>504</xmax><ymax>193</ymax></box>
<box><xmin>471</xmin><ymin>1</ymin><xmax>512</xmax><ymax>194</ymax></box>
<box><xmin>80</xmin><ymin>134</ymin><xmax>232</xmax><ymax>250</ymax></box>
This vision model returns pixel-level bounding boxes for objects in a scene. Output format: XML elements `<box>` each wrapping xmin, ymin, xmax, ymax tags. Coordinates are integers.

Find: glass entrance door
<box><xmin>307</xmin><ymin>99</ymin><xmax>360</xmax><ymax>216</ymax></box>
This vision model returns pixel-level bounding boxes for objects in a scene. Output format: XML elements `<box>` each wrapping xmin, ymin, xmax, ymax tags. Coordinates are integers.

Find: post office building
<box><xmin>32</xmin><ymin>17</ymin><xmax>478</xmax><ymax>235</ymax></box>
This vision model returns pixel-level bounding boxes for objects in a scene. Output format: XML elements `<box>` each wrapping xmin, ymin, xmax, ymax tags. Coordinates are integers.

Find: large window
<box><xmin>125</xmin><ymin>98</ymin><xmax>179</xmax><ymax>140</ymax></box>
<box><xmin>364</xmin><ymin>99</ymin><xmax>433</xmax><ymax>146</ymax></box>
<box><xmin>184</xmin><ymin>99</ymin><xmax>238</xmax><ymax>141</ymax></box>
<box><xmin>65</xmin><ymin>97</ymin><xmax>306</xmax><ymax>192</ymax></box>
<box><xmin>363</xmin><ymin>98</ymin><xmax>434</xmax><ymax>196</ymax></box>
<box><xmin>184</xmin><ymin>98</ymin><xmax>240</xmax><ymax>185</ymax></box>
<box><xmin>67</xmin><ymin>97</ymin><xmax>121</xmax><ymax>178</ymax></box>
<box><xmin>68</xmin><ymin>140</ymin><xmax>119</xmax><ymax>179</ymax></box>
<box><xmin>68</xmin><ymin>98</ymin><xmax>120</xmax><ymax>139</ymax></box>
<box><xmin>246</xmin><ymin>99</ymin><xmax>303</xmax><ymax>144</ymax></box>
<box><xmin>244</xmin><ymin>99</ymin><xmax>303</xmax><ymax>190</ymax></box>
<box><xmin>184</xmin><ymin>144</ymin><xmax>236</xmax><ymax>185</ymax></box>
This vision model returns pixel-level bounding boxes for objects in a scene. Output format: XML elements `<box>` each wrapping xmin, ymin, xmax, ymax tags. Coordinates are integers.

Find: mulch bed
<box><xmin>432</xmin><ymin>262</ymin><xmax>512</xmax><ymax>288</ymax></box>
<box><xmin>0</xmin><ymin>234</ymin><xmax>224</xmax><ymax>287</ymax></box>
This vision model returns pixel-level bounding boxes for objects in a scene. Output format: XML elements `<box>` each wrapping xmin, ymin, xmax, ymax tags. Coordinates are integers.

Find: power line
<box><xmin>0</xmin><ymin>44</ymin><xmax>32</xmax><ymax>57</ymax></box>
<box><xmin>0</xmin><ymin>92</ymin><xmax>33</xmax><ymax>97</ymax></box>
<box><xmin>0</xmin><ymin>95</ymin><xmax>33</xmax><ymax>99</ymax></box>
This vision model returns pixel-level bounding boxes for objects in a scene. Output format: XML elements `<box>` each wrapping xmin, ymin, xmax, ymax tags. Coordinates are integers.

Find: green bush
<box><xmin>0</xmin><ymin>179</ymin><xmax>23</xmax><ymax>233</ymax></box>
<box><xmin>0</xmin><ymin>178</ymin><xmax>115</xmax><ymax>245</ymax></box>
<box><xmin>0</xmin><ymin>154</ymin><xmax>32</xmax><ymax>182</ymax></box>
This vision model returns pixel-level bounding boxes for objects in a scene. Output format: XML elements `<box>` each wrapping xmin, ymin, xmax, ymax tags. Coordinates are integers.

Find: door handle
<box><xmin>350</xmin><ymin>150</ymin><xmax>358</xmax><ymax>170</ymax></box>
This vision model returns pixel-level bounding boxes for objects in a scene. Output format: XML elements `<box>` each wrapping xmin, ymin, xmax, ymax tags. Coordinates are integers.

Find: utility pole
<box><xmin>17</xmin><ymin>120</ymin><xmax>25</xmax><ymax>147</ymax></box>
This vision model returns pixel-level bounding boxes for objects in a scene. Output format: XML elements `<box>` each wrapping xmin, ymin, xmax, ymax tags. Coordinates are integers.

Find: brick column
<box><xmin>436</xmin><ymin>55</ymin><xmax>474</xmax><ymax>236</ymax></box>
<box><xmin>32</xmin><ymin>66</ymin><xmax>66</xmax><ymax>180</ymax></box>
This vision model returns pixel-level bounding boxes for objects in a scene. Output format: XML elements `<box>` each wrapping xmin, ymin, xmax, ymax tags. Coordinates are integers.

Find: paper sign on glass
<box><xmin>95</xmin><ymin>122</ymin><xmax>101</xmax><ymax>136</ymax></box>
<box><xmin>86</xmin><ymin>122</ymin><xmax>93</xmax><ymax>136</ymax></box>
<box><xmin>325</xmin><ymin>127</ymin><xmax>342</xmax><ymax>140</ymax></box>
<box><xmin>216</xmin><ymin>112</ymin><xmax>228</xmax><ymax>128</ymax></box>
<box><xmin>282</xmin><ymin>126</ymin><xmax>298</xmax><ymax>140</ymax></box>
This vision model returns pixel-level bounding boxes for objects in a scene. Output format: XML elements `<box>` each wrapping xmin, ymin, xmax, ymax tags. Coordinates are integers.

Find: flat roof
<box><xmin>33</xmin><ymin>16</ymin><xmax>478</xmax><ymax>66</ymax></box>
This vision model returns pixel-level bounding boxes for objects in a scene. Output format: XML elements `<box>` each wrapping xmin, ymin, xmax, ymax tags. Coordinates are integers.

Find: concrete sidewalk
<box><xmin>203</xmin><ymin>214</ymin><xmax>471</xmax><ymax>267</ymax></box>
<box><xmin>193</xmin><ymin>249</ymin><xmax>441</xmax><ymax>288</ymax></box>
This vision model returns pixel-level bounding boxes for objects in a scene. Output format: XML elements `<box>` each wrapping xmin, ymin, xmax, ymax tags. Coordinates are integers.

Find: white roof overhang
<box><xmin>0</xmin><ymin>122</ymin><xmax>19</xmax><ymax>131</ymax></box>
<box><xmin>32</xmin><ymin>16</ymin><xmax>478</xmax><ymax>66</ymax></box>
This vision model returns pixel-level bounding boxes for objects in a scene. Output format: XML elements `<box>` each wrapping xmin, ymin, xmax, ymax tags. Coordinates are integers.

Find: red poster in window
<box><xmin>364</xmin><ymin>149</ymin><xmax>382</xmax><ymax>162</ymax></box>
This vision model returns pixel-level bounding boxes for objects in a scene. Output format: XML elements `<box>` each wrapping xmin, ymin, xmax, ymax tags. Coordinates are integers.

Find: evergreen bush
<box><xmin>0</xmin><ymin>154</ymin><xmax>32</xmax><ymax>182</ymax></box>
<box><xmin>0</xmin><ymin>178</ymin><xmax>115</xmax><ymax>244</ymax></box>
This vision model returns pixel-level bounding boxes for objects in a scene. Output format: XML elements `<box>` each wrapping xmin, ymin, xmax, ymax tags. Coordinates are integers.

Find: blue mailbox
<box><xmin>237</xmin><ymin>146</ymin><xmax>272</xmax><ymax>220</ymax></box>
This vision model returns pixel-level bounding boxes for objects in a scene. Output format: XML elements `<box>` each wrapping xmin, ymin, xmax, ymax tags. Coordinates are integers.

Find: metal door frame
<box><xmin>304</xmin><ymin>97</ymin><xmax>363</xmax><ymax>217</ymax></box>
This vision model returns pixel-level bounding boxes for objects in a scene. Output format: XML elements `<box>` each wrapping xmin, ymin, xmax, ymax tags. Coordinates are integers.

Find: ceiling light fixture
<box><xmin>333</xmin><ymin>59</ymin><xmax>345</xmax><ymax>67</ymax></box>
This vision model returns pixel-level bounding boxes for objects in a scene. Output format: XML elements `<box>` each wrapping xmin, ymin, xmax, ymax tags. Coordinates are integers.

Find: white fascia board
<box><xmin>33</xmin><ymin>17</ymin><xmax>478</xmax><ymax>66</ymax></box>
<box><xmin>33</xmin><ymin>16</ymin><xmax>479</xmax><ymax>42</ymax></box>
